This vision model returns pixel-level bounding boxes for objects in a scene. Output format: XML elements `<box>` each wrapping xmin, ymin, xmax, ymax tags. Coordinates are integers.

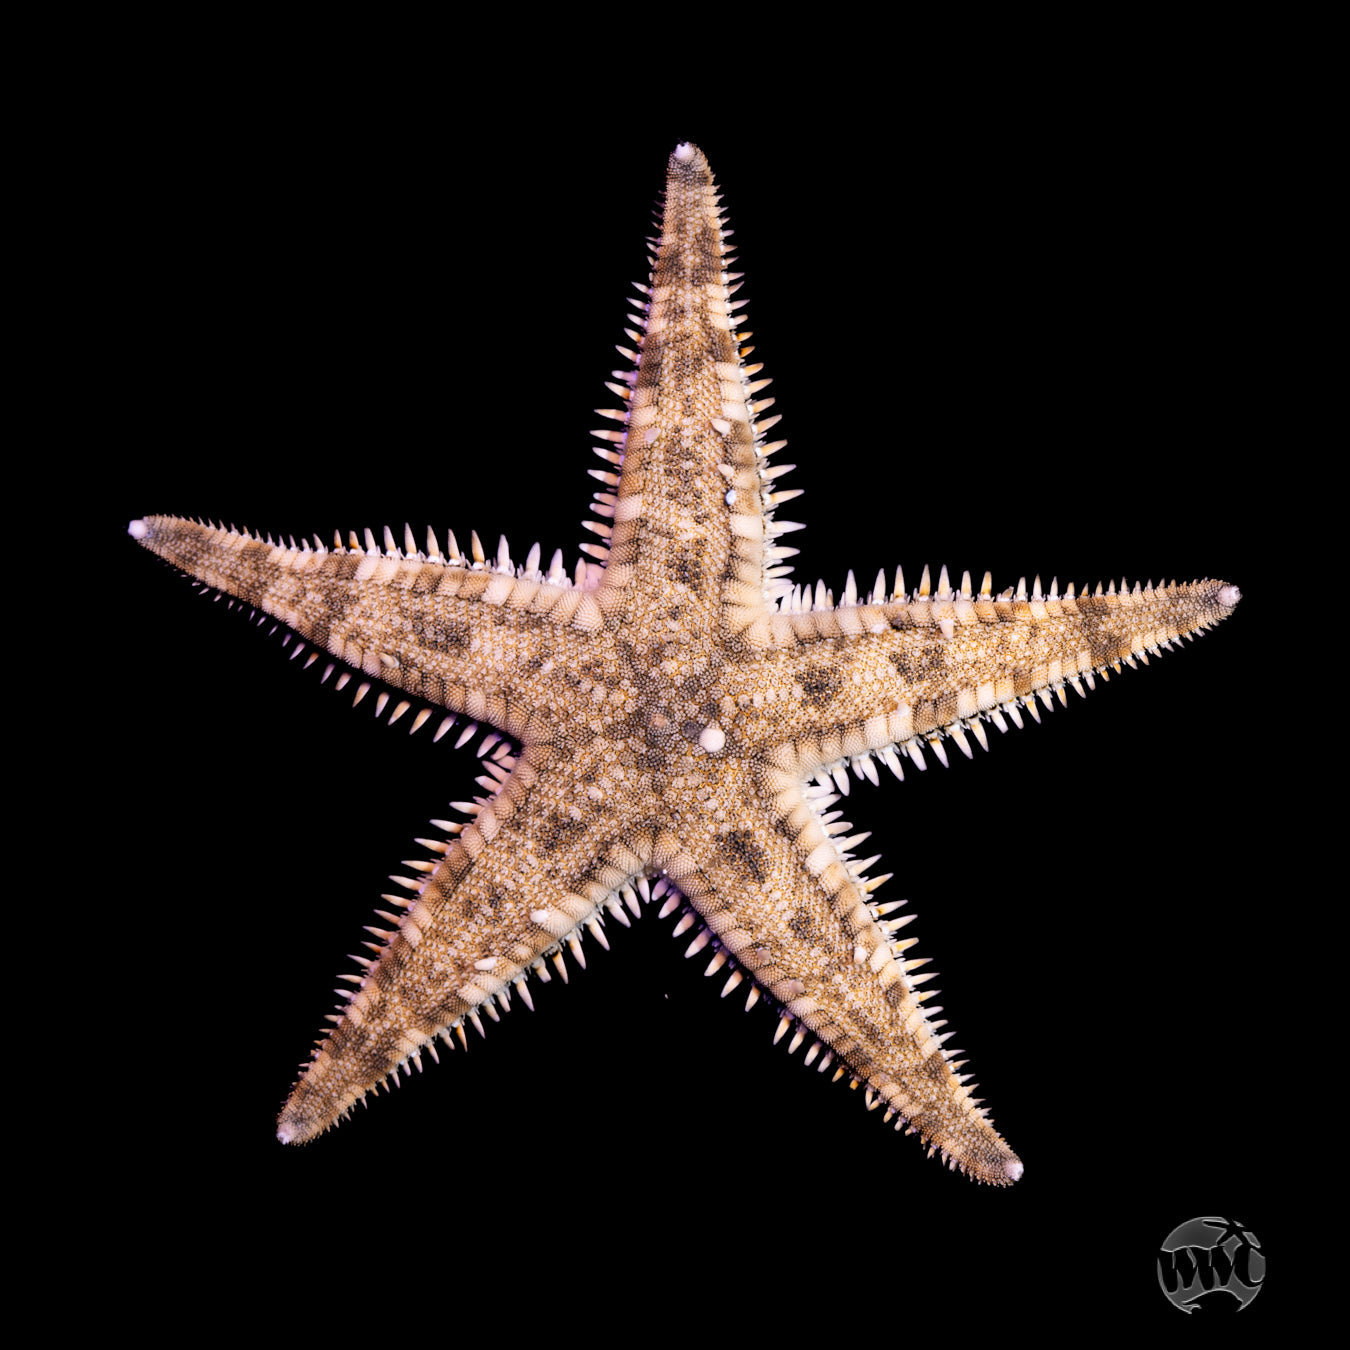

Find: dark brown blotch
<box><xmin>922</xmin><ymin>1052</ymin><xmax>952</xmax><ymax>1083</ymax></box>
<box><xmin>788</xmin><ymin>907</ymin><xmax>819</xmax><ymax>943</ymax></box>
<box><xmin>799</xmin><ymin>664</ymin><xmax>841</xmax><ymax>708</ymax></box>
<box><xmin>887</xmin><ymin>643</ymin><xmax>947</xmax><ymax>683</ymax></box>
<box><xmin>673</xmin><ymin>549</ymin><xmax>701</xmax><ymax>590</ymax></box>
<box><xmin>531</xmin><ymin>812</ymin><xmax>591</xmax><ymax>852</ymax></box>
<box><xmin>724</xmin><ymin>828</ymin><xmax>767</xmax><ymax>884</ymax></box>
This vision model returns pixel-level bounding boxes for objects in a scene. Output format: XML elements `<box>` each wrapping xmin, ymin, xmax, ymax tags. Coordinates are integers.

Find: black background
<box><xmin>87</xmin><ymin>42</ymin><xmax>1310</xmax><ymax>1329</ymax></box>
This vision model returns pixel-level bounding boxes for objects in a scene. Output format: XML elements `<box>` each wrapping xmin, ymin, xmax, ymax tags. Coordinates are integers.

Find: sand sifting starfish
<box><xmin>128</xmin><ymin>142</ymin><xmax>1240</xmax><ymax>1183</ymax></box>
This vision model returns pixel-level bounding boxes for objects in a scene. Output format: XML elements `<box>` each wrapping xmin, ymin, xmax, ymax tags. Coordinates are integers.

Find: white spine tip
<box><xmin>127</xmin><ymin>519</ymin><xmax>150</xmax><ymax>540</ymax></box>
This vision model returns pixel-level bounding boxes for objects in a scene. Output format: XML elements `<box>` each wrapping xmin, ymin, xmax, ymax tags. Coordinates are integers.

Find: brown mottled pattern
<box><xmin>727</xmin><ymin>581</ymin><xmax>1238</xmax><ymax>764</ymax></box>
<box><xmin>129</xmin><ymin>144</ymin><xmax>1239</xmax><ymax>1184</ymax></box>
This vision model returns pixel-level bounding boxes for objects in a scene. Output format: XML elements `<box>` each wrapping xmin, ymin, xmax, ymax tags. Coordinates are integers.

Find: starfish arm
<box><xmin>276</xmin><ymin>742</ymin><xmax>654</xmax><ymax>1143</ymax></box>
<box><xmin>593</xmin><ymin>143</ymin><xmax>787</xmax><ymax>644</ymax></box>
<box><xmin>729</xmin><ymin>577</ymin><xmax>1242</xmax><ymax>772</ymax></box>
<box><xmin>128</xmin><ymin>514</ymin><xmax>619</xmax><ymax>738</ymax></box>
<box><xmin>658</xmin><ymin>759</ymin><xmax>1022</xmax><ymax>1185</ymax></box>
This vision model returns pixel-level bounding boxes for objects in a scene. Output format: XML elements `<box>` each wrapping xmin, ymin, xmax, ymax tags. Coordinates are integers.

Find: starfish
<box><xmin>128</xmin><ymin>142</ymin><xmax>1240</xmax><ymax>1184</ymax></box>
